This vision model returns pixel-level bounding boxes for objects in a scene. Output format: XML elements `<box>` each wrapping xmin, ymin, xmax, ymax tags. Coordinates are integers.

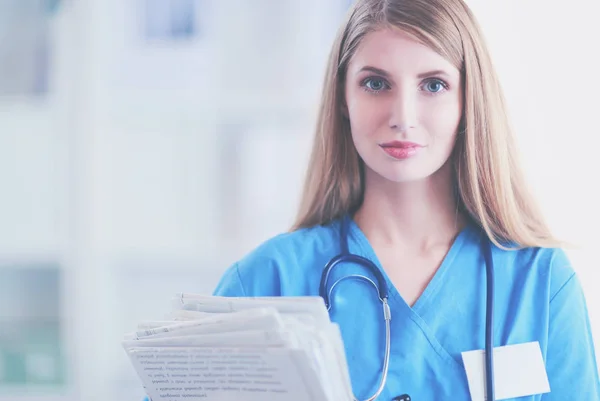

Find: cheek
<box><xmin>347</xmin><ymin>95</ymin><xmax>389</xmax><ymax>138</ymax></box>
<box><xmin>420</xmin><ymin>100</ymin><xmax>462</xmax><ymax>140</ymax></box>
<box><xmin>349</xmin><ymin>112</ymin><xmax>382</xmax><ymax>138</ymax></box>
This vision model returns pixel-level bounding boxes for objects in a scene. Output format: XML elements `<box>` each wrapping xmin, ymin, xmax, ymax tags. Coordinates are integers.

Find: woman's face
<box><xmin>344</xmin><ymin>28</ymin><xmax>463</xmax><ymax>184</ymax></box>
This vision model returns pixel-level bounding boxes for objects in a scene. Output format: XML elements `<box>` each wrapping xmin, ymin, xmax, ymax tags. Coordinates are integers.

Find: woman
<box><xmin>212</xmin><ymin>0</ymin><xmax>599</xmax><ymax>400</ymax></box>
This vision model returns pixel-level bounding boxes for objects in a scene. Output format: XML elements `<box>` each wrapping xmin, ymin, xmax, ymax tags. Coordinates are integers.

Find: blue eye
<box><xmin>363</xmin><ymin>77</ymin><xmax>390</xmax><ymax>92</ymax></box>
<box><xmin>422</xmin><ymin>78</ymin><xmax>448</xmax><ymax>93</ymax></box>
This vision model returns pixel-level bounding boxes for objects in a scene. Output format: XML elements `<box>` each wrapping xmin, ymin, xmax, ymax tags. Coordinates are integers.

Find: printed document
<box><xmin>123</xmin><ymin>294</ymin><xmax>354</xmax><ymax>401</ymax></box>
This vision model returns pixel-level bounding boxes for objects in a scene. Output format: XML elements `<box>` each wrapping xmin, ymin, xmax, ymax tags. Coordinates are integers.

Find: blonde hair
<box><xmin>291</xmin><ymin>0</ymin><xmax>562</xmax><ymax>249</ymax></box>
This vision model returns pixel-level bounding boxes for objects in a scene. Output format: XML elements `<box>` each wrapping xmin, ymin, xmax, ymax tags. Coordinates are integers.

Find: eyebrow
<box><xmin>357</xmin><ymin>66</ymin><xmax>451</xmax><ymax>79</ymax></box>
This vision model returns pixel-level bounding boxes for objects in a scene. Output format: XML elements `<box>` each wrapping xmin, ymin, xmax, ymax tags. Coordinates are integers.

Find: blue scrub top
<box><xmin>209</xmin><ymin>215</ymin><xmax>600</xmax><ymax>400</ymax></box>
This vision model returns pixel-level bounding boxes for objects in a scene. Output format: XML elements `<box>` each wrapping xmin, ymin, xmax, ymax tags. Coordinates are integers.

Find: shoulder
<box><xmin>241</xmin><ymin>220</ymin><xmax>342</xmax><ymax>267</ymax></box>
<box><xmin>460</xmin><ymin>222</ymin><xmax>576</xmax><ymax>300</ymax></box>
<box><xmin>493</xmin><ymin>243</ymin><xmax>575</xmax><ymax>300</ymax></box>
<box><xmin>213</xmin><ymin>219</ymin><xmax>343</xmax><ymax>297</ymax></box>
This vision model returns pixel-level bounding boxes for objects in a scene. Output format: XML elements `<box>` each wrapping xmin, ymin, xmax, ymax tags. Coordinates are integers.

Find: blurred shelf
<box><xmin>0</xmin><ymin>266</ymin><xmax>67</xmax><ymax>397</ymax></box>
<box><xmin>0</xmin><ymin>254</ymin><xmax>64</xmax><ymax>269</ymax></box>
<box><xmin>0</xmin><ymin>97</ymin><xmax>52</xmax><ymax>110</ymax></box>
<box><xmin>0</xmin><ymin>385</ymin><xmax>74</xmax><ymax>401</ymax></box>
<box><xmin>0</xmin><ymin>394</ymin><xmax>71</xmax><ymax>401</ymax></box>
<box><xmin>0</xmin><ymin>395</ymin><xmax>73</xmax><ymax>401</ymax></box>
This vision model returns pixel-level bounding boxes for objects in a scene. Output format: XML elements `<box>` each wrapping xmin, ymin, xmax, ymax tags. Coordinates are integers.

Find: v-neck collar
<box><xmin>343</xmin><ymin>215</ymin><xmax>476</xmax><ymax>315</ymax></box>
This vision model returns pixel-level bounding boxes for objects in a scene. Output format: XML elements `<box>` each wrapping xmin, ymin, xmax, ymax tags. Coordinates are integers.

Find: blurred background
<box><xmin>0</xmin><ymin>0</ymin><xmax>598</xmax><ymax>400</ymax></box>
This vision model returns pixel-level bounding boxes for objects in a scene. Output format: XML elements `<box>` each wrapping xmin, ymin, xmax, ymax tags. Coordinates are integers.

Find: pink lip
<box><xmin>379</xmin><ymin>141</ymin><xmax>423</xmax><ymax>160</ymax></box>
<box><xmin>380</xmin><ymin>141</ymin><xmax>423</xmax><ymax>149</ymax></box>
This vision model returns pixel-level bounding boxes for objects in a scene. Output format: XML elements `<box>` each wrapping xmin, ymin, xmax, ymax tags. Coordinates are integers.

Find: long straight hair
<box><xmin>291</xmin><ymin>0</ymin><xmax>561</xmax><ymax>249</ymax></box>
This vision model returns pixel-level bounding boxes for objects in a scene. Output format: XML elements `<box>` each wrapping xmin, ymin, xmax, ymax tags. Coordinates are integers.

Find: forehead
<box><xmin>348</xmin><ymin>28</ymin><xmax>459</xmax><ymax>78</ymax></box>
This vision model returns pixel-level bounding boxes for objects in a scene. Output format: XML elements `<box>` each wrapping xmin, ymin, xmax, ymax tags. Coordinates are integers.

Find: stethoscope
<box><xmin>319</xmin><ymin>216</ymin><xmax>496</xmax><ymax>401</ymax></box>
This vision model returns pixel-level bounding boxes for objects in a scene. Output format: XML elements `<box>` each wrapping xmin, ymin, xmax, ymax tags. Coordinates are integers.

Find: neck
<box><xmin>354</xmin><ymin>162</ymin><xmax>466</xmax><ymax>251</ymax></box>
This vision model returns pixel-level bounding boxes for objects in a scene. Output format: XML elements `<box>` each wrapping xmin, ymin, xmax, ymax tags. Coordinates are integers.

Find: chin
<box><xmin>365</xmin><ymin>154</ymin><xmax>453</xmax><ymax>185</ymax></box>
<box><xmin>372</xmin><ymin>167</ymin><xmax>433</xmax><ymax>184</ymax></box>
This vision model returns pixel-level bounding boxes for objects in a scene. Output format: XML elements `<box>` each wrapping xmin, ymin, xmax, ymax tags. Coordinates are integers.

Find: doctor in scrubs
<box><xmin>142</xmin><ymin>0</ymin><xmax>599</xmax><ymax>400</ymax></box>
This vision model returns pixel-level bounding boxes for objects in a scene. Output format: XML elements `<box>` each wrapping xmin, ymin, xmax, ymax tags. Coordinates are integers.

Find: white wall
<box><xmin>0</xmin><ymin>1</ymin><xmax>598</xmax><ymax>400</ymax></box>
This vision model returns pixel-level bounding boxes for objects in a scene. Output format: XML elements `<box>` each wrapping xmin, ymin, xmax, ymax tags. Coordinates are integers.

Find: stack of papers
<box><xmin>123</xmin><ymin>294</ymin><xmax>354</xmax><ymax>401</ymax></box>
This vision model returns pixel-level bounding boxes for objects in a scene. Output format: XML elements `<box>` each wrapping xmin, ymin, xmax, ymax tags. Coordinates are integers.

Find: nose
<box><xmin>388</xmin><ymin>88</ymin><xmax>417</xmax><ymax>133</ymax></box>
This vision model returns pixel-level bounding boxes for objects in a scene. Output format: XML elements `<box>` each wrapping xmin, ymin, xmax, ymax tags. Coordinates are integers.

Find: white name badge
<box><xmin>461</xmin><ymin>341</ymin><xmax>550</xmax><ymax>400</ymax></box>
